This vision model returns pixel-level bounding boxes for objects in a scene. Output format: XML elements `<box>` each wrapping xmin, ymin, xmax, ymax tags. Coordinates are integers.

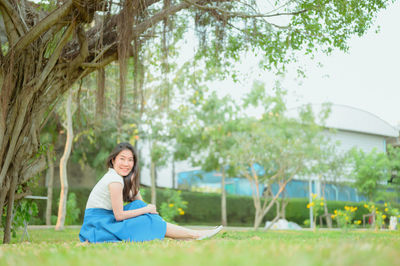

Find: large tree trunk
<box><xmin>55</xmin><ymin>92</ymin><xmax>74</xmax><ymax>230</ymax></box>
<box><xmin>45</xmin><ymin>148</ymin><xmax>55</xmax><ymax>226</ymax></box>
<box><xmin>221</xmin><ymin>167</ymin><xmax>227</xmax><ymax>227</ymax></box>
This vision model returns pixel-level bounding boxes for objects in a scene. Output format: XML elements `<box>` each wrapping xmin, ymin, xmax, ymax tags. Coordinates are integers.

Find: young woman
<box><xmin>79</xmin><ymin>142</ymin><xmax>222</xmax><ymax>243</ymax></box>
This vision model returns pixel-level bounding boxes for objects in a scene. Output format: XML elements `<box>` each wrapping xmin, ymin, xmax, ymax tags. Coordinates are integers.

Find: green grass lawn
<box><xmin>1</xmin><ymin>228</ymin><xmax>399</xmax><ymax>266</ymax></box>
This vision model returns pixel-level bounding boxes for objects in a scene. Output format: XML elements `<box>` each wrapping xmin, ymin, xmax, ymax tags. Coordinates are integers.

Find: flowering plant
<box><xmin>331</xmin><ymin>206</ymin><xmax>358</xmax><ymax>229</ymax></box>
<box><xmin>383</xmin><ymin>202</ymin><xmax>400</xmax><ymax>217</ymax></box>
<box><xmin>159</xmin><ymin>189</ymin><xmax>187</xmax><ymax>223</ymax></box>
<box><xmin>363</xmin><ymin>202</ymin><xmax>388</xmax><ymax>229</ymax></box>
<box><xmin>306</xmin><ymin>193</ymin><xmax>326</xmax><ymax>228</ymax></box>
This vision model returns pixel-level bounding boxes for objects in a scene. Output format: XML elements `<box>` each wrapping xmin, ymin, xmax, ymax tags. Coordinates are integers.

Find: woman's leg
<box><xmin>165</xmin><ymin>223</ymin><xmax>201</xmax><ymax>240</ymax></box>
<box><xmin>165</xmin><ymin>223</ymin><xmax>222</xmax><ymax>240</ymax></box>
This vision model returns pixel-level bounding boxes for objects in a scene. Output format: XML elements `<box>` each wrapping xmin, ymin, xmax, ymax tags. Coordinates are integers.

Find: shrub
<box><xmin>159</xmin><ymin>189</ymin><xmax>187</xmax><ymax>223</ymax></box>
<box><xmin>1</xmin><ymin>200</ymin><xmax>38</xmax><ymax>238</ymax></box>
<box><xmin>29</xmin><ymin>187</ymin><xmax>398</xmax><ymax>227</ymax></box>
<box><xmin>65</xmin><ymin>193</ymin><xmax>81</xmax><ymax>225</ymax></box>
<box><xmin>331</xmin><ymin>206</ymin><xmax>358</xmax><ymax>229</ymax></box>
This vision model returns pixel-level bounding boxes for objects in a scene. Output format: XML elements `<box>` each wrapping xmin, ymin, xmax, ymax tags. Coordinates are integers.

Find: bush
<box><xmin>158</xmin><ymin>189</ymin><xmax>187</xmax><ymax>223</ymax></box>
<box><xmin>30</xmin><ymin>186</ymin><xmax>398</xmax><ymax>227</ymax></box>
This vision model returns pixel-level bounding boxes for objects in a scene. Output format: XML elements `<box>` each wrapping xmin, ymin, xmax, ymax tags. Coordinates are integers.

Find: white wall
<box><xmin>326</xmin><ymin>129</ymin><xmax>386</xmax><ymax>154</ymax></box>
<box><xmin>139</xmin><ymin>129</ymin><xmax>389</xmax><ymax>188</ymax></box>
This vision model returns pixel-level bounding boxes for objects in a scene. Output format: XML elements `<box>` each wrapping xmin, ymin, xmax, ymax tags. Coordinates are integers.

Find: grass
<box><xmin>0</xmin><ymin>228</ymin><xmax>399</xmax><ymax>266</ymax></box>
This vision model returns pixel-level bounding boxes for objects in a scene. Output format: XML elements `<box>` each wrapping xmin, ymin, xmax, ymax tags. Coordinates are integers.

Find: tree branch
<box><xmin>13</xmin><ymin>0</ymin><xmax>73</xmax><ymax>52</ymax></box>
<box><xmin>81</xmin><ymin>53</ymin><xmax>117</xmax><ymax>69</ymax></box>
<box><xmin>0</xmin><ymin>0</ymin><xmax>26</xmax><ymax>36</ymax></box>
<box><xmin>0</xmin><ymin>5</ymin><xmax>19</xmax><ymax>45</ymax></box>
<box><xmin>21</xmin><ymin>155</ymin><xmax>47</xmax><ymax>183</ymax></box>
<box><xmin>33</xmin><ymin>21</ymin><xmax>75</xmax><ymax>91</ymax></box>
<box><xmin>185</xmin><ymin>0</ymin><xmax>309</xmax><ymax>19</ymax></box>
<box><xmin>69</xmin><ymin>25</ymin><xmax>89</xmax><ymax>69</ymax></box>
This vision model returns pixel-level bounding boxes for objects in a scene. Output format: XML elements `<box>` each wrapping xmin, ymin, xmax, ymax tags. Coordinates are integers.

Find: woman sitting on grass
<box><xmin>79</xmin><ymin>142</ymin><xmax>222</xmax><ymax>243</ymax></box>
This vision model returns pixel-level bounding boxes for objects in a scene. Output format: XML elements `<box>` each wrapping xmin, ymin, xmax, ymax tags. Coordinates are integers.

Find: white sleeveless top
<box><xmin>86</xmin><ymin>168</ymin><xmax>124</xmax><ymax>210</ymax></box>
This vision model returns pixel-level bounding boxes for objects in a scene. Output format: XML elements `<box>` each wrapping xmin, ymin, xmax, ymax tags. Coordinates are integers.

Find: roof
<box><xmin>286</xmin><ymin>104</ymin><xmax>399</xmax><ymax>138</ymax></box>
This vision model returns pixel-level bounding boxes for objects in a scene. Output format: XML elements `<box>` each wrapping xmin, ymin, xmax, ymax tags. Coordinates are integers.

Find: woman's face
<box><xmin>112</xmin><ymin>149</ymin><xmax>134</xmax><ymax>177</ymax></box>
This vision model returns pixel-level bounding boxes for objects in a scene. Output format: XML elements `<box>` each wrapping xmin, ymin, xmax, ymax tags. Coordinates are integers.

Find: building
<box><xmin>140</xmin><ymin>104</ymin><xmax>399</xmax><ymax>202</ymax></box>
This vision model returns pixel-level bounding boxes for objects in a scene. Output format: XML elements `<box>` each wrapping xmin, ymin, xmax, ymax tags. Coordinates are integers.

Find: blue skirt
<box><xmin>79</xmin><ymin>200</ymin><xmax>167</xmax><ymax>243</ymax></box>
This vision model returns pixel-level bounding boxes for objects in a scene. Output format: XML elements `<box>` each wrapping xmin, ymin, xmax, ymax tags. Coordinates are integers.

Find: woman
<box><xmin>79</xmin><ymin>142</ymin><xmax>222</xmax><ymax>243</ymax></box>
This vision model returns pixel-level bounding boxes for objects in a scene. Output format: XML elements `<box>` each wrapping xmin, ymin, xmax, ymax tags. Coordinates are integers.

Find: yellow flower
<box><xmin>364</xmin><ymin>204</ymin><xmax>368</xmax><ymax>208</ymax></box>
<box><xmin>178</xmin><ymin>208</ymin><xmax>183</xmax><ymax>212</ymax></box>
<box><xmin>384</xmin><ymin>203</ymin><xmax>388</xmax><ymax>207</ymax></box>
<box><xmin>331</xmin><ymin>215</ymin><xmax>335</xmax><ymax>219</ymax></box>
<box><xmin>320</xmin><ymin>197</ymin><xmax>324</xmax><ymax>201</ymax></box>
<box><xmin>382</xmin><ymin>215</ymin><xmax>387</xmax><ymax>219</ymax></box>
<box><xmin>385</xmin><ymin>208</ymin><xmax>388</xmax><ymax>212</ymax></box>
<box><xmin>179</xmin><ymin>211</ymin><xmax>185</xmax><ymax>215</ymax></box>
<box><xmin>320</xmin><ymin>202</ymin><xmax>324</xmax><ymax>206</ymax></box>
<box><xmin>354</xmin><ymin>220</ymin><xmax>361</xmax><ymax>225</ymax></box>
<box><xmin>345</xmin><ymin>217</ymin><xmax>349</xmax><ymax>221</ymax></box>
<box><xmin>312</xmin><ymin>194</ymin><xmax>317</xmax><ymax>199</ymax></box>
<box><xmin>376</xmin><ymin>210</ymin><xmax>380</xmax><ymax>214</ymax></box>
<box><xmin>307</xmin><ymin>204</ymin><xmax>311</xmax><ymax>209</ymax></box>
<box><xmin>169</xmin><ymin>203</ymin><xmax>174</xmax><ymax>208</ymax></box>
<box><xmin>334</xmin><ymin>210</ymin><xmax>338</xmax><ymax>214</ymax></box>
<box><xmin>345</xmin><ymin>206</ymin><xmax>350</xmax><ymax>211</ymax></box>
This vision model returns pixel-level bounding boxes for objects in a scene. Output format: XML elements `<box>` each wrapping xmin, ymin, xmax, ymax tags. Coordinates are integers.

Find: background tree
<box><xmin>142</xmin><ymin>117</ymin><xmax>170</xmax><ymax>205</ymax></box>
<box><xmin>40</xmin><ymin>122</ymin><xmax>59</xmax><ymax>226</ymax></box>
<box><xmin>386</xmin><ymin>145</ymin><xmax>400</xmax><ymax>202</ymax></box>
<box><xmin>0</xmin><ymin>0</ymin><xmax>392</xmax><ymax>243</ymax></box>
<box><xmin>349</xmin><ymin>148</ymin><xmax>390</xmax><ymax>202</ymax></box>
<box><xmin>229</xmin><ymin>82</ymin><xmax>327</xmax><ymax>229</ymax></box>
<box><xmin>173</xmin><ymin>91</ymin><xmax>239</xmax><ymax>226</ymax></box>
<box><xmin>55</xmin><ymin>90</ymin><xmax>74</xmax><ymax>230</ymax></box>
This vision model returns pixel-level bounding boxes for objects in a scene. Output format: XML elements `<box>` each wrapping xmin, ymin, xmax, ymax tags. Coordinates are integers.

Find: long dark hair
<box><xmin>106</xmin><ymin>142</ymin><xmax>140</xmax><ymax>202</ymax></box>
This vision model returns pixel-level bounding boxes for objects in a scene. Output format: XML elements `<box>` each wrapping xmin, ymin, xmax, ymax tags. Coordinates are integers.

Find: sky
<box><xmin>212</xmin><ymin>1</ymin><xmax>400</xmax><ymax>127</ymax></box>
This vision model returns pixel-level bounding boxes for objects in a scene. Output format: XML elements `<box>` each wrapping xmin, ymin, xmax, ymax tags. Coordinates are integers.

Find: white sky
<box><xmin>211</xmin><ymin>1</ymin><xmax>400</xmax><ymax>127</ymax></box>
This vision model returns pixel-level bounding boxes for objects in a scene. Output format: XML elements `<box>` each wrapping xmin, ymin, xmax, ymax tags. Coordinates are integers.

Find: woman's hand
<box><xmin>144</xmin><ymin>204</ymin><xmax>158</xmax><ymax>214</ymax></box>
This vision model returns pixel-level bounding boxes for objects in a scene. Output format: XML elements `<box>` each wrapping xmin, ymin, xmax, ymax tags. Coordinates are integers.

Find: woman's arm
<box><xmin>109</xmin><ymin>183</ymin><xmax>157</xmax><ymax>221</ymax></box>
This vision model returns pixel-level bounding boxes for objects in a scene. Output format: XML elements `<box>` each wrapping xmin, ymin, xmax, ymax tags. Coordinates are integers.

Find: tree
<box><xmin>386</xmin><ymin>145</ymin><xmax>400</xmax><ymax>202</ymax></box>
<box><xmin>143</xmin><ymin>117</ymin><xmax>170</xmax><ymax>205</ymax></box>
<box><xmin>55</xmin><ymin>91</ymin><xmax>74</xmax><ymax>230</ymax></box>
<box><xmin>0</xmin><ymin>0</ymin><xmax>392</xmax><ymax>243</ymax></box>
<box><xmin>229</xmin><ymin>83</ymin><xmax>326</xmax><ymax>229</ymax></box>
<box><xmin>350</xmin><ymin>148</ymin><xmax>390</xmax><ymax>201</ymax></box>
<box><xmin>40</xmin><ymin>124</ymin><xmax>58</xmax><ymax>226</ymax></box>
<box><xmin>173</xmin><ymin>91</ymin><xmax>239</xmax><ymax>226</ymax></box>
